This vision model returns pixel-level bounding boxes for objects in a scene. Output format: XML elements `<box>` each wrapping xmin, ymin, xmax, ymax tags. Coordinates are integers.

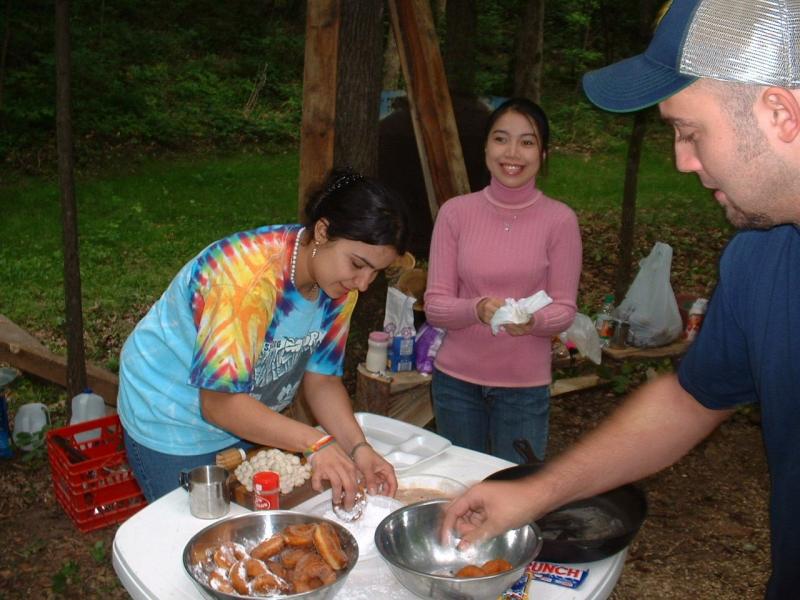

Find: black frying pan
<box><xmin>484</xmin><ymin>439</ymin><xmax>647</xmax><ymax>563</ymax></box>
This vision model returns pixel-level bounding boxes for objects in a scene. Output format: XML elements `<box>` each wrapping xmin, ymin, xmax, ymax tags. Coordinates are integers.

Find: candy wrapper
<box><xmin>414</xmin><ymin>323</ymin><xmax>445</xmax><ymax>375</ymax></box>
<box><xmin>384</xmin><ymin>286</ymin><xmax>416</xmax><ymax>371</ymax></box>
<box><xmin>490</xmin><ymin>290</ymin><xmax>553</xmax><ymax>335</ymax></box>
<box><xmin>528</xmin><ymin>561</ymin><xmax>589</xmax><ymax>589</ymax></box>
<box><xmin>498</xmin><ymin>570</ymin><xmax>530</xmax><ymax>600</ymax></box>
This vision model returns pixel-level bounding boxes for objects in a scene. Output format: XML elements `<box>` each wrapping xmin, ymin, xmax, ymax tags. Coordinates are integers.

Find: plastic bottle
<box><xmin>365</xmin><ymin>331</ymin><xmax>390</xmax><ymax>373</ymax></box>
<box><xmin>70</xmin><ymin>389</ymin><xmax>106</xmax><ymax>443</ymax></box>
<box><xmin>595</xmin><ymin>294</ymin><xmax>616</xmax><ymax>347</ymax></box>
<box><xmin>12</xmin><ymin>403</ymin><xmax>50</xmax><ymax>451</ymax></box>
<box><xmin>253</xmin><ymin>471</ymin><xmax>280</xmax><ymax>510</ymax></box>
<box><xmin>684</xmin><ymin>298</ymin><xmax>708</xmax><ymax>342</ymax></box>
<box><xmin>0</xmin><ymin>393</ymin><xmax>11</xmax><ymax>458</ymax></box>
<box><xmin>0</xmin><ymin>368</ymin><xmax>18</xmax><ymax>458</ymax></box>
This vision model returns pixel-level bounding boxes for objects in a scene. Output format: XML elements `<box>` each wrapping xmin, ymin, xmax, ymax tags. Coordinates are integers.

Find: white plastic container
<box><xmin>12</xmin><ymin>403</ymin><xmax>50</xmax><ymax>451</ymax></box>
<box><xmin>70</xmin><ymin>389</ymin><xmax>106</xmax><ymax>443</ymax></box>
<box><xmin>365</xmin><ymin>331</ymin><xmax>390</xmax><ymax>373</ymax></box>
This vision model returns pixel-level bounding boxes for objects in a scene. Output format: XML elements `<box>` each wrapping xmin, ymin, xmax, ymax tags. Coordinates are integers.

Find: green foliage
<box><xmin>90</xmin><ymin>541</ymin><xmax>107</xmax><ymax>563</ymax></box>
<box><xmin>12</xmin><ymin>427</ymin><xmax>50</xmax><ymax>464</ymax></box>
<box><xmin>2</xmin><ymin>0</ymin><xmax>306</xmax><ymax>166</ymax></box>
<box><xmin>52</xmin><ymin>560</ymin><xmax>80</xmax><ymax>593</ymax></box>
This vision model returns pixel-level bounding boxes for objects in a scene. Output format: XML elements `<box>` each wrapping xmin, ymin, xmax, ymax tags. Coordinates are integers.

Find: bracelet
<box><xmin>348</xmin><ymin>441</ymin><xmax>372</xmax><ymax>461</ymax></box>
<box><xmin>303</xmin><ymin>434</ymin><xmax>335</xmax><ymax>460</ymax></box>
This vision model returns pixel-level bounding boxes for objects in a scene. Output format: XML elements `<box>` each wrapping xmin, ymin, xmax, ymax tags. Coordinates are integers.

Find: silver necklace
<box><xmin>290</xmin><ymin>227</ymin><xmax>319</xmax><ymax>296</ymax></box>
<box><xmin>290</xmin><ymin>227</ymin><xmax>305</xmax><ymax>287</ymax></box>
<box><xmin>503</xmin><ymin>215</ymin><xmax>517</xmax><ymax>232</ymax></box>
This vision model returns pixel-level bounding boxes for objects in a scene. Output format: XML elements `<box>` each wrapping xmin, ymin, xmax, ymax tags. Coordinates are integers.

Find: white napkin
<box><xmin>489</xmin><ymin>290</ymin><xmax>553</xmax><ymax>335</ymax></box>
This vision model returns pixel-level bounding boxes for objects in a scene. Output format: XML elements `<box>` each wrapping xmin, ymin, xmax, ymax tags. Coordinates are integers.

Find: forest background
<box><xmin>1</xmin><ymin>2</ymin><xmax>767</xmax><ymax>600</ymax></box>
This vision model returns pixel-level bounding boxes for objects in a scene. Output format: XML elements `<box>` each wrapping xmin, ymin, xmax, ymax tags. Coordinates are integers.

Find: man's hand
<box><xmin>441</xmin><ymin>481</ymin><xmax>538</xmax><ymax>549</ymax></box>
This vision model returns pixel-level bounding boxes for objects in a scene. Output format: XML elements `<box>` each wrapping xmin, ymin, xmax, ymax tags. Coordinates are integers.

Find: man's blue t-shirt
<box><xmin>678</xmin><ymin>225</ymin><xmax>800</xmax><ymax>599</ymax></box>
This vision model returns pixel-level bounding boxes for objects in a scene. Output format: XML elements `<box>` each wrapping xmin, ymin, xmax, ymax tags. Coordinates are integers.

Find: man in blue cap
<box><xmin>442</xmin><ymin>1</ymin><xmax>800</xmax><ymax>597</ymax></box>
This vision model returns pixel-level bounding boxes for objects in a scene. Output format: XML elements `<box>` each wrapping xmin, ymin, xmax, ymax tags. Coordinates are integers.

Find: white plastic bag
<box><xmin>617</xmin><ymin>242</ymin><xmax>683</xmax><ymax>348</ymax></box>
<box><xmin>490</xmin><ymin>290</ymin><xmax>553</xmax><ymax>335</ymax></box>
<box><xmin>559</xmin><ymin>313</ymin><xmax>602</xmax><ymax>364</ymax></box>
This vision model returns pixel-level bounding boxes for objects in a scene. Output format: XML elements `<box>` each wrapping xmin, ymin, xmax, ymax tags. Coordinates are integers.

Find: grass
<box><xmin>0</xmin><ymin>138</ymin><xmax>728</xmax><ymax>401</ymax></box>
<box><xmin>0</xmin><ymin>151</ymin><xmax>299</xmax><ymax>336</ymax></box>
<box><xmin>542</xmin><ymin>137</ymin><xmax>728</xmax><ymax>228</ymax></box>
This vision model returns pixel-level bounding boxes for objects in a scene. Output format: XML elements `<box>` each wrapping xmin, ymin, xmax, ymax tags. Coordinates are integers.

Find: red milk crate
<box><xmin>46</xmin><ymin>414</ymin><xmax>147</xmax><ymax>532</ymax></box>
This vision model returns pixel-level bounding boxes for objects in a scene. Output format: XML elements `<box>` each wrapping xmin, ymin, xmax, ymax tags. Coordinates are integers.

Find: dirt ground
<box><xmin>0</xmin><ymin>382</ymin><xmax>770</xmax><ymax>600</ymax></box>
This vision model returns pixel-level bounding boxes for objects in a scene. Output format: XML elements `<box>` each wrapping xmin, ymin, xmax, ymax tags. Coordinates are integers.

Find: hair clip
<box><xmin>327</xmin><ymin>171</ymin><xmax>364</xmax><ymax>195</ymax></box>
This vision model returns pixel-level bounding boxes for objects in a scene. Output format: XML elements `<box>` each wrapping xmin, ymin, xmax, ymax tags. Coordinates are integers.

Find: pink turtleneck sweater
<box><xmin>424</xmin><ymin>177</ymin><xmax>582</xmax><ymax>387</ymax></box>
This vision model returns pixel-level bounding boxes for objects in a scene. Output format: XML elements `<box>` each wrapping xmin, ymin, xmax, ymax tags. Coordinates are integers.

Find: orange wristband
<box><xmin>303</xmin><ymin>434</ymin><xmax>335</xmax><ymax>459</ymax></box>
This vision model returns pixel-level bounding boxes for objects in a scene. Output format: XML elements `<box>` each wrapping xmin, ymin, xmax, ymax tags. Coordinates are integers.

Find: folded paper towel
<box><xmin>489</xmin><ymin>290</ymin><xmax>553</xmax><ymax>335</ymax></box>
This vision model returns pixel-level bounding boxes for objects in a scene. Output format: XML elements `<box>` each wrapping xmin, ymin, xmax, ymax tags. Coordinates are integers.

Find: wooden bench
<box><xmin>354</xmin><ymin>363</ymin><xmax>606</xmax><ymax>428</ymax></box>
<box><xmin>602</xmin><ymin>338</ymin><xmax>691</xmax><ymax>368</ymax></box>
<box><xmin>0</xmin><ymin>314</ymin><xmax>118</xmax><ymax>405</ymax></box>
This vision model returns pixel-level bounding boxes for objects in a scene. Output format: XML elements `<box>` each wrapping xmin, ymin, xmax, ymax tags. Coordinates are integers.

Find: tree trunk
<box><xmin>382</xmin><ymin>22</ymin><xmax>401</xmax><ymax>90</ymax></box>
<box><xmin>615</xmin><ymin>109</ymin><xmax>647</xmax><ymax>302</ymax></box>
<box><xmin>334</xmin><ymin>0</ymin><xmax>384</xmax><ymax>177</ymax></box>
<box><xmin>55</xmin><ymin>0</ymin><xmax>87</xmax><ymax>405</ymax></box>
<box><xmin>0</xmin><ymin>0</ymin><xmax>12</xmax><ymax>115</ymax></box>
<box><xmin>513</xmin><ymin>0</ymin><xmax>545</xmax><ymax>102</ymax></box>
<box><xmin>614</xmin><ymin>0</ymin><xmax>659</xmax><ymax>301</ymax></box>
<box><xmin>297</xmin><ymin>0</ymin><xmax>340</xmax><ymax>217</ymax></box>
<box><xmin>442</xmin><ymin>0</ymin><xmax>476</xmax><ymax>98</ymax></box>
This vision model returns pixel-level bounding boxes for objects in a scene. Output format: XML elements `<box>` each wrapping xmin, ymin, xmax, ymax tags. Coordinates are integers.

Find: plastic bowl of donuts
<box><xmin>183</xmin><ymin>511</ymin><xmax>358</xmax><ymax>599</ymax></box>
<box><xmin>375</xmin><ymin>499</ymin><xmax>542</xmax><ymax>600</ymax></box>
<box><xmin>395</xmin><ymin>473</ymin><xmax>469</xmax><ymax>505</ymax></box>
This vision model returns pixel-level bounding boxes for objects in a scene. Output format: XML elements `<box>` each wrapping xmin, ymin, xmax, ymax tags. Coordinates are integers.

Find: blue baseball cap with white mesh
<box><xmin>583</xmin><ymin>0</ymin><xmax>800</xmax><ymax>113</ymax></box>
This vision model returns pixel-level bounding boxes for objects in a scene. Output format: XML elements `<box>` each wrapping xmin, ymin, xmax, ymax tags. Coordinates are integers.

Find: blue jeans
<box><xmin>431</xmin><ymin>369</ymin><xmax>550</xmax><ymax>464</ymax></box>
<box><xmin>124</xmin><ymin>432</ymin><xmax>252</xmax><ymax>502</ymax></box>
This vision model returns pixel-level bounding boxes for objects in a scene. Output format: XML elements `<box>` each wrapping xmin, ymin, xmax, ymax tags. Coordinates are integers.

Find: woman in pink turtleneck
<box><xmin>424</xmin><ymin>98</ymin><xmax>582</xmax><ymax>463</ymax></box>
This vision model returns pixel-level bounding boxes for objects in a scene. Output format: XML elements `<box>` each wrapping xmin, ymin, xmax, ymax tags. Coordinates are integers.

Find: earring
<box><xmin>312</xmin><ymin>241</ymin><xmax>319</xmax><ymax>259</ymax></box>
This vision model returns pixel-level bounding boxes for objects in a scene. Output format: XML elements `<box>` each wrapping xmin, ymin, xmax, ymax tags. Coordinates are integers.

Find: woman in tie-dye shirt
<box><xmin>118</xmin><ymin>170</ymin><xmax>409</xmax><ymax>502</ymax></box>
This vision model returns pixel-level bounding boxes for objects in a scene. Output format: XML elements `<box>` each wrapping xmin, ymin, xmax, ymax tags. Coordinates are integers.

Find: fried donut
<box><xmin>294</xmin><ymin>577</ymin><xmax>323</xmax><ymax>593</ymax></box>
<box><xmin>251</xmin><ymin>570</ymin><xmax>289</xmax><ymax>594</ymax></box>
<box><xmin>292</xmin><ymin>552</ymin><xmax>336</xmax><ymax>591</ymax></box>
<box><xmin>266</xmin><ymin>559</ymin><xmax>289</xmax><ymax>580</ymax></box>
<box><xmin>251</xmin><ymin>533</ymin><xmax>285</xmax><ymax>560</ymax></box>
<box><xmin>229</xmin><ymin>558</ymin><xmax>270</xmax><ymax>595</ymax></box>
<box><xmin>208</xmin><ymin>570</ymin><xmax>235</xmax><ymax>593</ymax></box>
<box><xmin>313</xmin><ymin>521</ymin><xmax>348</xmax><ymax>570</ymax></box>
<box><xmin>212</xmin><ymin>542</ymin><xmax>248</xmax><ymax>570</ymax></box>
<box><xmin>281</xmin><ymin>547</ymin><xmax>313</xmax><ymax>569</ymax></box>
<box><xmin>455</xmin><ymin>564</ymin><xmax>487</xmax><ymax>578</ymax></box>
<box><xmin>283</xmin><ymin>523</ymin><xmax>316</xmax><ymax>547</ymax></box>
<box><xmin>481</xmin><ymin>558</ymin><xmax>514</xmax><ymax>574</ymax></box>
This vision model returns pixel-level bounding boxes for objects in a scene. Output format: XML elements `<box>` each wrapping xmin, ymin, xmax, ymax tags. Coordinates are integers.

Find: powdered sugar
<box><xmin>310</xmin><ymin>494</ymin><xmax>404</xmax><ymax>561</ymax></box>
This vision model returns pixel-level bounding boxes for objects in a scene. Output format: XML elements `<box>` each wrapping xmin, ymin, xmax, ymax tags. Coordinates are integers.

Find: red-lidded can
<box><xmin>253</xmin><ymin>471</ymin><xmax>280</xmax><ymax>510</ymax></box>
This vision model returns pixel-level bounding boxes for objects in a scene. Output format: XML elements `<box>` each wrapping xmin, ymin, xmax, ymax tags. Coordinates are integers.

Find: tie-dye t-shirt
<box><xmin>118</xmin><ymin>225</ymin><xmax>356</xmax><ymax>455</ymax></box>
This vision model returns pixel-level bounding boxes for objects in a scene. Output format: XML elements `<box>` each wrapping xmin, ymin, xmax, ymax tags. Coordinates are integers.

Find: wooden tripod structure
<box><xmin>298</xmin><ymin>0</ymin><xmax>469</xmax><ymax>217</ymax></box>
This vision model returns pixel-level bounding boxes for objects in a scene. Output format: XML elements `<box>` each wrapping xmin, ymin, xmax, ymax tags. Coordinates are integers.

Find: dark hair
<box><xmin>484</xmin><ymin>97</ymin><xmax>550</xmax><ymax>174</ymax></box>
<box><xmin>303</xmin><ymin>169</ymin><xmax>410</xmax><ymax>254</ymax></box>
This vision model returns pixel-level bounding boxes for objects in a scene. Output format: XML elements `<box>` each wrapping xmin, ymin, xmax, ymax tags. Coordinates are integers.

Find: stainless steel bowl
<box><xmin>183</xmin><ymin>510</ymin><xmax>359</xmax><ymax>600</ymax></box>
<box><xmin>375</xmin><ymin>499</ymin><xmax>542</xmax><ymax>599</ymax></box>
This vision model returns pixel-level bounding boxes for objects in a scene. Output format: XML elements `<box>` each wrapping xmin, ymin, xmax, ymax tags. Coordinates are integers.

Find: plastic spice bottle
<box><xmin>365</xmin><ymin>331</ymin><xmax>390</xmax><ymax>373</ymax></box>
<box><xmin>684</xmin><ymin>298</ymin><xmax>708</xmax><ymax>342</ymax></box>
<box><xmin>595</xmin><ymin>294</ymin><xmax>616</xmax><ymax>347</ymax></box>
<box><xmin>253</xmin><ymin>471</ymin><xmax>280</xmax><ymax>510</ymax></box>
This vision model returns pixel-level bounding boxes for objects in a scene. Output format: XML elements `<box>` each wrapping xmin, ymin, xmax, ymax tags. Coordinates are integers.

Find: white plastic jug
<box><xmin>12</xmin><ymin>403</ymin><xmax>50</xmax><ymax>451</ymax></box>
<box><xmin>70</xmin><ymin>389</ymin><xmax>106</xmax><ymax>443</ymax></box>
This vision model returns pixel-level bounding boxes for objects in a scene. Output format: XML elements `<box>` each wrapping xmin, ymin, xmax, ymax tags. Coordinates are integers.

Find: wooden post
<box><xmin>297</xmin><ymin>0</ymin><xmax>340</xmax><ymax>217</ymax></box>
<box><xmin>293</xmin><ymin>0</ymin><xmax>341</xmax><ymax>425</ymax></box>
<box><xmin>387</xmin><ymin>0</ymin><xmax>471</xmax><ymax>219</ymax></box>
